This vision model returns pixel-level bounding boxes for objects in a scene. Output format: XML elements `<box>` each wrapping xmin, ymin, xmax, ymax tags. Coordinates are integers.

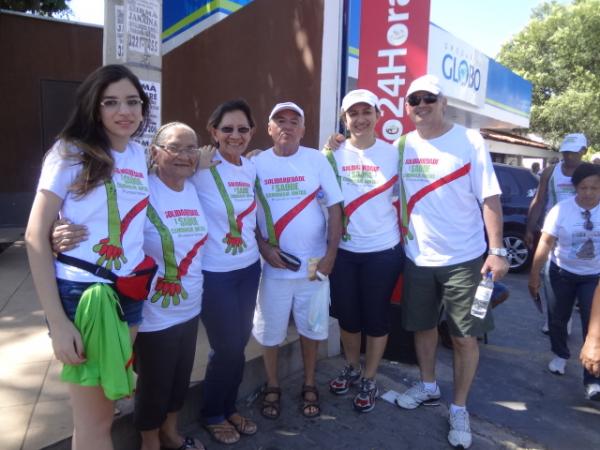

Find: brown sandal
<box><xmin>300</xmin><ymin>384</ymin><xmax>321</xmax><ymax>418</ymax></box>
<box><xmin>204</xmin><ymin>421</ymin><xmax>240</xmax><ymax>445</ymax></box>
<box><xmin>261</xmin><ymin>385</ymin><xmax>282</xmax><ymax>419</ymax></box>
<box><xmin>228</xmin><ymin>413</ymin><xmax>258</xmax><ymax>435</ymax></box>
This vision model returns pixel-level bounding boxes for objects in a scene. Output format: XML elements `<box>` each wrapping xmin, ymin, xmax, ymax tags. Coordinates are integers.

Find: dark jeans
<box><xmin>548</xmin><ymin>262</ymin><xmax>600</xmax><ymax>384</ymax></box>
<box><xmin>200</xmin><ymin>260</ymin><xmax>261</xmax><ymax>424</ymax></box>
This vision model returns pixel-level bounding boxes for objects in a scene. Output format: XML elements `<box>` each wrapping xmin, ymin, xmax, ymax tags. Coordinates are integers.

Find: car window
<box><xmin>495</xmin><ymin>167</ymin><xmax>520</xmax><ymax>197</ymax></box>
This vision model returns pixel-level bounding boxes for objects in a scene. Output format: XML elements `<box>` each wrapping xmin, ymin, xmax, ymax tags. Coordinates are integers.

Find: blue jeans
<box><xmin>56</xmin><ymin>278</ymin><xmax>144</xmax><ymax>326</ymax></box>
<box><xmin>547</xmin><ymin>262</ymin><xmax>600</xmax><ymax>384</ymax></box>
<box><xmin>200</xmin><ymin>260</ymin><xmax>261</xmax><ymax>424</ymax></box>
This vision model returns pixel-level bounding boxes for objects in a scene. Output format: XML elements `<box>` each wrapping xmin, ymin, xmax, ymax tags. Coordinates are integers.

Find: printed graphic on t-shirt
<box><xmin>147</xmin><ymin>204</ymin><xmax>207</xmax><ymax>308</ymax></box>
<box><xmin>403</xmin><ymin>157</ymin><xmax>441</xmax><ymax>181</ymax></box>
<box><xmin>576</xmin><ymin>238</ymin><xmax>595</xmax><ymax>259</ymax></box>
<box><xmin>342</xmin><ymin>164</ymin><xmax>380</xmax><ymax>187</ymax></box>
<box><xmin>92</xmin><ymin>179</ymin><xmax>148</xmax><ymax>270</ymax></box>
<box><xmin>114</xmin><ymin>167</ymin><xmax>150</xmax><ymax>196</ymax></box>
<box><xmin>263</xmin><ymin>176</ymin><xmax>308</xmax><ymax>201</ymax></box>
<box><xmin>165</xmin><ymin>208</ymin><xmax>205</xmax><ymax>235</ymax></box>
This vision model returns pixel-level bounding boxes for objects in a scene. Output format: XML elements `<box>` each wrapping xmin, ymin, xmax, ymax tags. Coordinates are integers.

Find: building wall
<box><xmin>0</xmin><ymin>12</ymin><xmax>102</xmax><ymax>226</ymax></box>
<box><xmin>162</xmin><ymin>0</ymin><xmax>324</xmax><ymax>149</ymax></box>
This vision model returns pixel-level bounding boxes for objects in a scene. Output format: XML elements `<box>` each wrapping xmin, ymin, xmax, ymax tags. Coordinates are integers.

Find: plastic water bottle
<box><xmin>471</xmin><ymin>272</ymin><xmax>493</xmax><ymax>318</ymax></box>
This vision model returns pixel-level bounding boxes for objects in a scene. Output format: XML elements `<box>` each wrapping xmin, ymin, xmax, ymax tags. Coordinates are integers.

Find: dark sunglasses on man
<box><xmin>407</xmin><ymin>92</ymin><xmax>438</xmax><ymax>107</ymax></box>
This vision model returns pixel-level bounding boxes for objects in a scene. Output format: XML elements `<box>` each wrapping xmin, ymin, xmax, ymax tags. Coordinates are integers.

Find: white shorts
<box><xmin>252</xmin><ymin>276</ymin><xmax>328</xmax><ymax>346</ymax></box>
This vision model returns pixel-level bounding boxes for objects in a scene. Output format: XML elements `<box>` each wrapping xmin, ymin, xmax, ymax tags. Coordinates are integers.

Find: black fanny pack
<box><xmin>57</xmin><ymin>253</ymin><xmax>158</xmax><ymax>302</ymax></box>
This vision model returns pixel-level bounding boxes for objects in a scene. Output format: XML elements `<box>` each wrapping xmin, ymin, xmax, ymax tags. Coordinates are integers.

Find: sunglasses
<box><xmin>219</xmin><ymin>126</ymin><xmax>251</xmax><ymax>134</ymax></box>
<box><xmin>407</xmin><ymin>93</ymin><xmax>438</xmax><ymax>107</ymax></box>
<box><xmin>582</xmin><ymin>210</ymin><xmax>594</xmax><ymax>231</ymax></box>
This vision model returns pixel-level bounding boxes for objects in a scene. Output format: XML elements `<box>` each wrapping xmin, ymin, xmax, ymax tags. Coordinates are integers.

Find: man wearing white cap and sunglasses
<box><xmin>391</xmin><ymin>74</ymin><xmax>508</xmax><ymax>449</ymax></box>
<box><xmin>252</xmin><ymin>102</ymin><xmax>343</xmax><ymax>419</ymax></box>
<box><xmin>324</xmin><ymin>75</ymin><xmax>507</xmax><ymax>447</ymax></box>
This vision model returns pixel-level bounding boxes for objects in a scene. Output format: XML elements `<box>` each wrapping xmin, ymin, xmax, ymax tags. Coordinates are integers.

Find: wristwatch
<box><xmin>488</xmin><ymin>247</ymin><xmax>508</xmax><ymax>257</ymax></box>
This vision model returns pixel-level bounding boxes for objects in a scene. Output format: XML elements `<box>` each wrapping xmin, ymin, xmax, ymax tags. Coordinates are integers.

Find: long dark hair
<box><xmin>58</xmin><ymin>64</ymin><xmax>150</xmax><ymax>196</ymax></box>
<box><xmin>206</xmin><ymin>99</ymin><xmax>255</xmax><ymax>146</ymax></box>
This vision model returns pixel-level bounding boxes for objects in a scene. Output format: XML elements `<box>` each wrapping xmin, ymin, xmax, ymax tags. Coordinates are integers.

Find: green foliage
<box><xmin>0</xmin><ymin>0</ymin><xmax>70</xmax><ymax>16</ymax></box>
<box><xmin>498</xmin><ymin>0</ymin><xmax>600</xmax><ymax>150</ymax></box>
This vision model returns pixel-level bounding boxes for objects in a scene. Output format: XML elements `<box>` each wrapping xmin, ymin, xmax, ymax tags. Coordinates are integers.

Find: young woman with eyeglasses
<box><xmin>25</xmin><ymin>65</ymin><xmax>151</xmax><ymax>450</ymax></box>
<box><xmin>190</xmin><ymin>100</ymin><xmax>261</xmax><ymax>444</ymax></box>
<box><xmin>529</xmin><ymin>162</ymin><xmax>600</xmax><ymax>399</ymax></box>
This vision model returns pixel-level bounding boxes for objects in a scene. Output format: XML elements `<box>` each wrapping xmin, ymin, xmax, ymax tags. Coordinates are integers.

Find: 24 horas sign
<box><xmin>358</xmin><ymin>0</ymin><xmax>431</xmax><ymax>142</ymax></box>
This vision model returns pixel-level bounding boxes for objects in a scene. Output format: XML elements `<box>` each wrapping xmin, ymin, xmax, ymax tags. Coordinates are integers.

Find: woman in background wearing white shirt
<box><xmin>529</xmin><ymin>163</ymin><xmax>600</xmax><ymax>400</ymax></box>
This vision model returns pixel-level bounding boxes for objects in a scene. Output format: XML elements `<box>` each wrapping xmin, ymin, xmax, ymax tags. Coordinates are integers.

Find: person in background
<box><xmin>391</xmin><ymin>75</ymin><xmax>508</xmax><ymax>449</ymax></box>
<box><xmin>581</xmin><ymin>282</ymin><xmax>600</xmax><ymax>378</ymax></box>
<box><xmin>191</xmin><ymin>100</ymin><xmax>261</xmax><ymax>445</ymax></box>
<box><xmin>526</xmin><ymin>134</ymin><xmax>587</xmax><ymax>335</ymax></box>
<box><xmin>323</xmin><ymin>89</ymin><xmax>404</xmax><ymax>413</ymax></box>
<box><xmin>529</xmin><ymin>163</ymin><xmax>600</xmax><ymax>400</ymax></box>
<box><xmin>252</xmin><ymin>102</ymin><xmax>343</xmax><ymax>420</ymax></box>
<box><xmin>25</xmin><ymin>64</ymin><xmax>151</xmax><ymax>450</ymax></box>
<box><xmin>531</xmin><ymin>162</ymin><xmax>541</xmax><ymax>178</ymax></box>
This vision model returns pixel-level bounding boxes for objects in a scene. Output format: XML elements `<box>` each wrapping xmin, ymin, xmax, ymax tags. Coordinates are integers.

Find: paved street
<box><xmin>2</xmin><ymin>240</ymin><xmax>599</xmax><ymax>449</ymax></box>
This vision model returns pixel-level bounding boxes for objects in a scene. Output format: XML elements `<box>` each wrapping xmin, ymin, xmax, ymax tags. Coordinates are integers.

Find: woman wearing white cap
<box><xmin>324</xmin><ymin>89</ymin><xmax>404</xmax><ymax>412</ymax></box>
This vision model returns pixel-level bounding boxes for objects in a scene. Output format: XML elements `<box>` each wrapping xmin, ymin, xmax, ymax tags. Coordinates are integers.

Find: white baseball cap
<box><xmin>406</xmin><ymin>74</ymin><xmax>442</xmax><ymax>96</ymax></box>
<box><xmin>341</xmin><ymin>89</ymin><xmax>378</xmax><ymax>112</ymax></box>
<box><xmin>559</xmin><ymin>133</ymin><xmax>587</xmax><ymax>152</ymax></box>
<box><xmin>269</xmin><ymin>102</ymin><xmax>304</xmax><ymax>121</ymax></box>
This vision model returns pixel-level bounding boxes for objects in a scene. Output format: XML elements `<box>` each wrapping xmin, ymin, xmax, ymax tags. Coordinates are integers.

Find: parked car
<box><xmin>493</xmin><ymin>163</ymin><xmax>539</xmax><ymax>272</ymax></box>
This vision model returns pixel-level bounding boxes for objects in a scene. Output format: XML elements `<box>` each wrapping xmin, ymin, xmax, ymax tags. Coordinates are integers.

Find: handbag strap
<box><xmin>56</xmin><ymin>253</ymin><xmax>117</xmax><ymax>282</ymax></box>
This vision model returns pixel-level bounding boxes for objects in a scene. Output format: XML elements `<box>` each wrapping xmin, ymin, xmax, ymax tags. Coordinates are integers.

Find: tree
<box><xmin>498</xmin><ymin>0</ymin><xmax>600</xmax><ymax>150</ymax></box>
<box><xmin>0</xmin><ymin>0</ymin><xmax>70</xmax><ymax>17</ymax></box>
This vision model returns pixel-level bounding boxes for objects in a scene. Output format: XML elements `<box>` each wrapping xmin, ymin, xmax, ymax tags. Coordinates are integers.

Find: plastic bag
<box><xmin>308</xmin><ymin>278</ymin><xmax>330</xmax><ymax>333</ymax></box>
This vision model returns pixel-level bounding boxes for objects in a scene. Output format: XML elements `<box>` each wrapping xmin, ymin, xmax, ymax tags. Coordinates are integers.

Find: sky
<box><xmin>67</xmin><ymin>0</ymin><xmax>570</xmax><ymax>58</ymax></box>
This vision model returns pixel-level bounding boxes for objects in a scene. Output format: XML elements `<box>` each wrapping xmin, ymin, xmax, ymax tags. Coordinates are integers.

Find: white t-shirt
<box><xmin>545</xmin><ymin>162</ymin><xmax>576</xmax><ymax>212</ymax></box>
<box><xmin>140</xmin><ymin>175</ymin><xmax>208</xmax><ymax>332</ymax></box>
<box><xmin>324</xmin><ymin>138</ymin><xmax>400</xmax><ymax>252</ymax></box>
<box><xmin>37</xmin><ymin>141</ymin><xmax>149</xmax><ymax>282</ymax></box>
<box><xmin>254</xmin><ymin>146</ymin><xmax>343</xmax><ymax>279</ymax></box>
<box><xmin>397</xmin><ymin>124</ymin><xmax>501</xmax><ymax>266</ymax></box>
<box><xmin>543</xmin><ymin>198</ymin><xmax>600</xmax><ymax>275</ymax></box>
<box><xmin>191</xmin><ymin>151</ymin><xmax>259</xmax><ymax>272</ymax></box>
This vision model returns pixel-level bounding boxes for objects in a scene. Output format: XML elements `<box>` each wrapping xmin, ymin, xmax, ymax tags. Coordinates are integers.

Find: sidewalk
<box><xmin>2</xmin><ymin>241</ymin><xmax>600</xmax><ymax>449</ymax></box>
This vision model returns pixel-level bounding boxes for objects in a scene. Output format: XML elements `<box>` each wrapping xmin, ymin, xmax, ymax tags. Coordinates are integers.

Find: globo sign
<box><xmin>442</xmin><ymin>54</ymin><xmax>481</xmax><ymax>91</ymax></box>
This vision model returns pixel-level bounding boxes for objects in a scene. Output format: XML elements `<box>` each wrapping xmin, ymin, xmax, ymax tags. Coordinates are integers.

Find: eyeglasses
<box><xmin>218</xmin><ymin>126</ymin><xmax>251</xmax><ymax>134</ymax></box>
<box><xmin>407</xmin><ymin>93</ymin><xmax>438</xmax><ymax>107</ymax></box>
<box><xmin>155</xmin><ymin>144</ymin><xmax>198</xmax><ymax>156</ymax></box>
<box><xmin>582</xmin><ymin>210</ymin><xmax>594</xmax><ymax>231</ymax></box>
<box><xmin>100</xmin><ymin>98</ymin><xmax>144</xmax><ymax>111</ymax></box>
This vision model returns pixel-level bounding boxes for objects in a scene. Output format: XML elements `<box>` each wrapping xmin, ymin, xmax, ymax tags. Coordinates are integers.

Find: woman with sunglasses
<box><xmin>324</xmin><ymin>89</ymin><xmax>404</xmax><ymax>413</ymax></box>
<box><xmin>25</xmin><ymin>65</ymin><xmax>151</xmax><ymax>450</ymax></box>
<box><xmin>191</xmin><ymin>99</ymin><xmax>261</xmax><ymax>444</ymax></box>
<box><xmin>529</xmin><ymin>162</ymin><xmax>600</xmax><ymax>399</ymax></box>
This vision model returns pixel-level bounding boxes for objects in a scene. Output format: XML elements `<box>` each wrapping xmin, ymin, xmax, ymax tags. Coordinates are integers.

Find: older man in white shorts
<box><xmin>252</xmin><ymin>102</ymin><xmax>343</xmax><ymax>419</ymax></box>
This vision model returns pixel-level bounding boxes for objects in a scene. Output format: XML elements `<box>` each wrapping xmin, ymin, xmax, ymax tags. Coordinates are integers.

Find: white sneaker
<box><xmin>548</xmin><ymin>356</ymin><xmax>567</xmax><ymax>375</ymax></box>
<box><xmin>448</xmin><ymin>409</ymin><xmax>472</xmax><ymax>449</ymax></box>
<box><xmin>395</xmin><ymin>382</ymin><xmax>441</xmax><ymax>409</ymax></box>
<box><xmin>585</xmin><ymin>383</ymin><xmax>600</xmax><ymax>401</ymax></box>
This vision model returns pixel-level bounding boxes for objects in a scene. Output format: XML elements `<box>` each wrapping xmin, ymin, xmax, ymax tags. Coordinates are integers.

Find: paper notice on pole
<box><xmin>126</xmin><ymin>0</ymin><xmax>160</xmax><ymax>56</ymax></box>
<box><xmin>133</xmin><ymin>80</ymin><xmax>161</xmax><ymax>150</ymax></box>
<box><xmin>115</xmin><ymin>5</ymin><xmax>125</xmax><ymax>60</ymax></box>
